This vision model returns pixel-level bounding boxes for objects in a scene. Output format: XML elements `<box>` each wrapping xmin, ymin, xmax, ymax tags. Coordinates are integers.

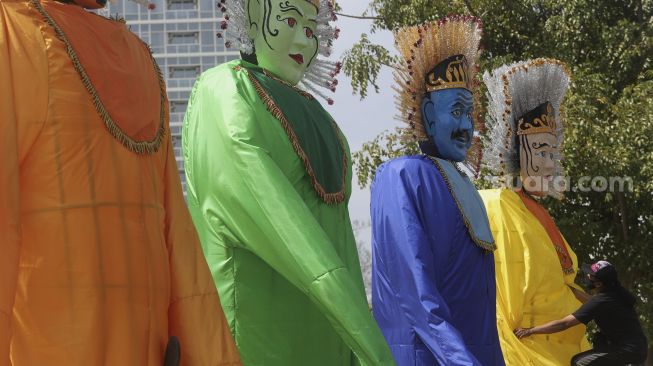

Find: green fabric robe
<box><xmin>182</xmin><ymin>60</ymin><xmax>395</xmax><ymax>366</ymax></box>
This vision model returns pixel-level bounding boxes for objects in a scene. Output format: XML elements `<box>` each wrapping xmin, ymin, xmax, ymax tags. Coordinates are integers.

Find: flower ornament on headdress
<box><xmin>483</xmin><ymin>58</ymin><xmax>571</xmax><ymax>198</ymax></box>
<box><xmin>393</xmin><ymin>16</ymin><xmax>484</xmax><ymax>175</ymax></box>
<box><xmin>217</xmin><ymin>0</ymin><xmax>341</xmax><ymax>103</ymax></box>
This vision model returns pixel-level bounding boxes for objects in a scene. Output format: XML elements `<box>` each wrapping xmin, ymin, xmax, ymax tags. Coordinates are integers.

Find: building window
<box><xmin>167</xmin><ymin>0</ymin><xmax>196</xmax><ymax>10</ymax></box>
<box><xmin>168</xmin><ymin>31</ymin><xmax>199</xmax><ymax>45</ymax></box>
<box><xmin>169</xmin><ymin>65</ymin><xmax>200</xmax><ymax>79</ymax></box>
<box><xmin>170</xmin><ymin>100</ymin><xmax>188</xmax><ymax>114</ymax></box>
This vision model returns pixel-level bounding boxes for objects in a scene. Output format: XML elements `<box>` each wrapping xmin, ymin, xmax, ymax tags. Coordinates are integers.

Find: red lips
<box><xmin>289</xmin><ymin>54</ymin><xmax>304</xmax><ymax>65</ymax></box>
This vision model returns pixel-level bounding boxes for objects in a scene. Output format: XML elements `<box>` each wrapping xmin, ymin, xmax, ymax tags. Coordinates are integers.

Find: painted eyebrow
<box><xmin>452</xmin><ymin>98</ymin><xmax>473</xmax><ymax>108</ymax></box>
<box><xmin>280</xmin><ymin>6</ymin><xmax>303</xmax><ymax>17</ymax></box>
<box><xmin>532</xmin><ymin>142</ymin><xmax>551</xmax><ymax>149</ymax></box>
<box><xmin>454</xmin><ymin>95</ymin><xmax>473</xmax><ymax>104</ymax></box>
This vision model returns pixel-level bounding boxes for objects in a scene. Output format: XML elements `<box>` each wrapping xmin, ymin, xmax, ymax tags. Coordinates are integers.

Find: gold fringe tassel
<box><xmin>244</xmin><ymin>68</ymin><xmax>347</xmax><ymax>205</ymax></box>
<box><xmin>32</xmin><ymin>0</ymin><xmax>166</xmax><ymax>155</ymax></box>
<box><xmin>428</xmin><ymin>156</ymin><xmax>497</xmax><ymax>252</ymax></box>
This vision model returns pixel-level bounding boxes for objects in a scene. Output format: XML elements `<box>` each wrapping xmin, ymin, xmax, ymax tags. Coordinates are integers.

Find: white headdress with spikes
<box><xmin>483</xmin><ymin>58</ymin><xmax>571</xmax><ymax>199</ymax></box>
<box><xmin>217</xmin><ymin>0</ymin><xmax>342</xmax><ymax>103</ymax></box>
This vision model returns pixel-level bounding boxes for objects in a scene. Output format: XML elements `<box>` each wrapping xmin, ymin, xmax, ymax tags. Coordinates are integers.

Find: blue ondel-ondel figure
<box><xmin>370</xmin><ymin>16</ymin><xmax>505</xmax><ymax>366</ymax></box>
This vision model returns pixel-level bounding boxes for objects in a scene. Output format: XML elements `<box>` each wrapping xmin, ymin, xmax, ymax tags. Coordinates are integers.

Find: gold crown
<box><xmin>517</xmin><ymin>102</ymin><xmax>557</xmax><ymax>135</ymax></box>
<box><xmin>426</xmin><ymin>55</ymin><xmax>471</xmax><ymax>92</ymax></box>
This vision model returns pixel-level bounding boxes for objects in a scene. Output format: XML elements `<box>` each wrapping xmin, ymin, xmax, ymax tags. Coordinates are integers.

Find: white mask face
<box><xmin>519</xmin><ymin>132</ymin><xmax>558</xmax><ymax>196</ymax></box>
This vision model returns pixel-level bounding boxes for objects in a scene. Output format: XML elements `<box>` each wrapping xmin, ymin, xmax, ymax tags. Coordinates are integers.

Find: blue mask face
<box><xmin>421</xmin><ymin>88</ymin><xmax>474</xmax><ymax>162</ymax></box>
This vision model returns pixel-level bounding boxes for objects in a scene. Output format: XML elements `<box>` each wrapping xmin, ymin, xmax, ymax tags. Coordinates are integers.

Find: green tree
<box><xmin>341</xmin><ymin>0</ymin><xmax>653</xmax><ymax>357</ymax></box>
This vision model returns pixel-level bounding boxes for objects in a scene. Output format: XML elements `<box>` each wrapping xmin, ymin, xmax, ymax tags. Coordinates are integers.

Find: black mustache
<box><xmin>451</xmin><ymin>130</ymin><xmax>471</xmax><ymax>140</ymax></box>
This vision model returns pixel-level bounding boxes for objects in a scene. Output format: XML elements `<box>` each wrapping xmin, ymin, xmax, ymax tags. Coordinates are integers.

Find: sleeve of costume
<box><xmin>0</xmin><ymin>13</ymin><xmax>20</xmax><ymax>365</ymax></box>
<box><xmin>184</xmin><ymin>69</ymin><xmax>394</xmax><ymax>366</ymax></box>
<box><xmin>163</xmin><ymin>135</ymin><xmax>242</xmax><ymax>366</ymax></box>
<box><xmin>486</xmin><ymin>192</ymin><xmax>536</xmax><ymax>329</ymax></box>
<box><xmin>0</xmin><ymin>6</ymin><xmax>47</xmax><ymax>365</ymax></box>
<box><xmin>482</xmin><ymin>191</ymin><xmax>539</xmax><ymax>365</ymax></box>
<box><xmin>371</xmin><ymin>161</ymin><xmax>481</xmax><ymax>366</ymax></box>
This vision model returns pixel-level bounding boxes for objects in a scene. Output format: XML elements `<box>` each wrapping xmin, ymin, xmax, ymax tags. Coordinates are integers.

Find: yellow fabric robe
<box><xmin>0</xmin><ymin>0</ymin><xmax>241</xmax><ymax>364</ymax></box>
<box><xmin>479</xmin><ymin>189</ymin><xmax>590</xmax><ymax>366</ymax></box>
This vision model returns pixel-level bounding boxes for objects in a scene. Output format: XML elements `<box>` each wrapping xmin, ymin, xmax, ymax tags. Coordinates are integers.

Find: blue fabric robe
<box><xmin>371</xmin><ymin>155</ymin><xmax>505</xmax><ymax>365</ymax></box>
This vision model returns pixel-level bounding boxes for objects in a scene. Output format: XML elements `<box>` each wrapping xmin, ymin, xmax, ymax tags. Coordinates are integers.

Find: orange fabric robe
<box><xmin>0</xmin><ymin>0</ymin><xmax>241</xmax><ymax>364</ymax></box>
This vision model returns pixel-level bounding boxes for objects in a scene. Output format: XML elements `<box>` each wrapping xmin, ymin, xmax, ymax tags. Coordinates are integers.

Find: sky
<box><xmin>323</xmin><ymin>1</ymin><xmax>400</xmax><ymax>243</ymax></box>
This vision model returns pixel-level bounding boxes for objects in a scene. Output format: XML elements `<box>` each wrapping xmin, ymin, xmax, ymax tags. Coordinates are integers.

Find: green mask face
<box><xmin>248</xmin><ymin>0</ymin><xmax>319</xmax><ymax>85</ymax></box>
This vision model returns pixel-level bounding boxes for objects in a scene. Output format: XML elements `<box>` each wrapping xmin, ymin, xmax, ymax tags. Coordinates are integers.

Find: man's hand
<box><xmin>513</xmin><ymin>315</ymin><xmax>580</xmax><ymax>340</ymax></box>
<box><xmin>513</xmin><ymin>328</ymin><xmax>533</xmax><ymax>339</ymax></box>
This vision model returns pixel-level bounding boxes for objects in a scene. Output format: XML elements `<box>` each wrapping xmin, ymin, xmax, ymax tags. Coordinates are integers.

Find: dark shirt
<box><xmin>573</xmin><ymin>291</ymin><xmax>648</xmax><ymax>355</ymax></box>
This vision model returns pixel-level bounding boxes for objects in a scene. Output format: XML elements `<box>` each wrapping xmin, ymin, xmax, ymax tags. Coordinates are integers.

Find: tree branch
<box><xmin>616</xmin><ymin>192</ymin><xmax>629</xmax><ymax>242</ymax></box>
<box><xmin>335</xmin><ymin>12</ymin><xmax>380</xmax><ymax>20</ymax></box>
<box><xmin>379</xmin><ymin>60</ymin><xmax>400</xmax><ymax>71</ymax></box>
<box><xmin>462</xmin><ymin>0</ymin><xmax>479</xmax><ymax>17</ymax></box>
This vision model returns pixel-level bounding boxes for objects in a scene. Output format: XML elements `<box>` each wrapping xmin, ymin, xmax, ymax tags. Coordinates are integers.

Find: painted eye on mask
<box><xmin>452</xmin><ymin>109</ymin><xmax>463</xmax><ymax>118</ymax></box>
<box><xmin>304</xmin><ymin>27</ymin><xmax>314</xmax><ymax>38</ymax></box>
<box><xmin>539</xmin><ymin>151</ymin><xmax>547</xmax><ymax>158</ymax></box>
<box><xmin>287</xmin><ymin>18</ymin><xmax>297</xmax><ymax>28</ymax></box>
